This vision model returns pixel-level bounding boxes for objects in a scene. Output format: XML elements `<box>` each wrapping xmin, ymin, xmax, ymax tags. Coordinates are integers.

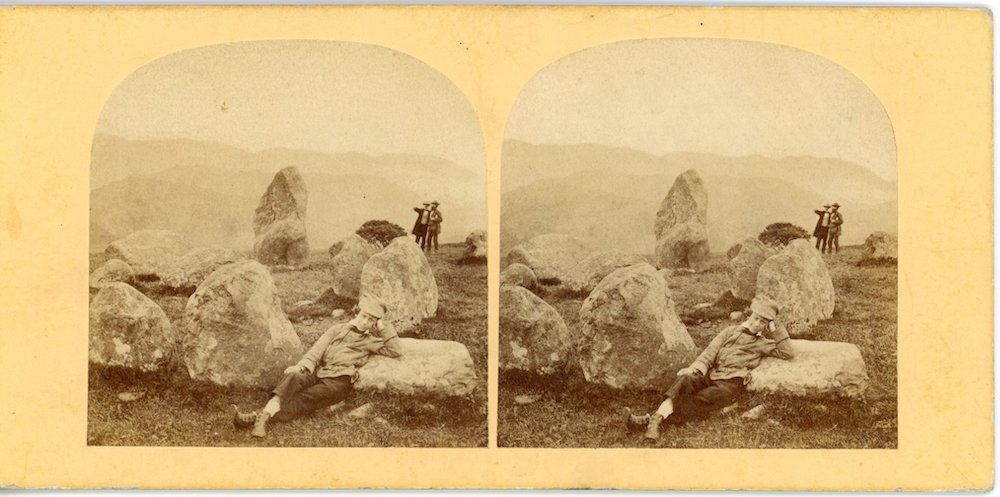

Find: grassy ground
<box><xmin>88</xmin><ymin>243</ymin><xmax>487</xmax><ymax>447</ymax></box>
<box><xmin>498</xmin><ymin>244</ymin><xmax>896</xmax><ymax>448</ymax></box>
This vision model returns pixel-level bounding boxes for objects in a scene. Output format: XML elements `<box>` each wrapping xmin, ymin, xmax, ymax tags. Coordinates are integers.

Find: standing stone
<box><xmin>577</xmin><ymin>263</ymin><xmax>696</xmax><ymax>389</ymax></box>
<box><xmin>89</xmin><ymin>259</ymin><xmax>135</xmax><ymax>291</ymax></box>
<box><xmin>504</xmin><ymin>234</ymin><xmax>593</xmax><ymax>284</ymax></box>
<box><xmin>181</xmin><ymin>260</ymin><xmax>302</xmax><ymax>387</ymax></box>
<box><xmin>747</xmin><ymin>340</ymin><xmax>869</xmax><ymax>397</ymax></box>
<box><xmin>89</xmin><ymin>282</ymin><xmax>175</xmax><ymax>372</ymax></box>
<box><xmin>359</xmin><ymin>237</ymin><xmax>438</xmax><ymax>333</ymax></box>
<box><xmin>462</xmin><ymin>230</ymin><xmax>488</xmax><ymax>262</ymax></box>
<box><xmin>253</xmin><ymin>166</ymin><xmax>309</xmax><ymax>266</ymax></box>
<box><xmin>862</xmin><ymin>231</ymin><xmax>898</xmax><ymax>261</ymax></box>
<box><xmin>329</xmin><ymin>234</ymin><xmax>381</xmax><ymax>300</ymax></box>
<box><xmin>654</xmin><ymin>169</ymin><xmax>709</xmax><ymax>270</ymax></box>
<box><xmin>355</xmin><ymin>338</ymin><xmax>478</xmax><ymax>396</ymax></box>
<box><xmin>756</xmin><ymin>239</ymin><xmax>835</xmax><ymax>336</ymax></box>
<box><xmin>499</xmin><ymin>285</ymin><xmax>574</xmax><ymax>375</ymax></box>
<box><xmin>726</xmin><ymin>237</ymin><xmax>778</xmax><ymax>301</ymax></box>
<box><xmin>104</xmin><ymin>230</ymin><xmax>191</xmax><ymax>278</ymax></box>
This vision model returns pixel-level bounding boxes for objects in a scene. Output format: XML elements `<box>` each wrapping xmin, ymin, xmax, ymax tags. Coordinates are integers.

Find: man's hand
<box><xmin>676</xmin><ymin>367</ymin><xmax>699</xmax><ymax>377</ymax></box>
<box><xmin>284</xmin><ymin>365</ymin><xmax>305</xmax><ymax>375</ymax></box>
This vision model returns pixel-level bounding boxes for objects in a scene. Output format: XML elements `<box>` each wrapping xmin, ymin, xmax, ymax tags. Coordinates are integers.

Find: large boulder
<box><xmin>104</xmin><ymin>230</ymin><xmax>191</xmax><ymax>278</ymax></box>
<box><xmin>159</xmin><ymin>247</ymin><xmax>246</xmax><ymax>291</ymax></box>
<box><xmin>359</xmin><ymin>237</ymin><xmax>438</xmax><ymax>333</ymax></box>
<box><xmin>462</xmin><ymin>230</ymin><xmax>487</xmax><ymax>262</ymax></box>
<box><xmin>89</xmin><ymin>259</ymin><xmax>135</xmax><ymax>291</ymax></box>
<box><xmin>355</xmin><ymin>338</ymin><xmax>477</xmax><ymax>396</ymax></box>
<box><xmin>499</xmin><ymin>285</ymin><xmax>573</xmax><ymax>375</ymax></box>
<box><xmin>862</xmin><ymin>231</ymin><xmax>898</xmax><ymax>261</ymax></box>
<box><xmin>504</xmin><ymin>234</ymin><xmax>594</xmax><ymax>285</ymax></box>
<box><xmin>747</xmin><ymin>340</ymin><xmax>869</xmax><ymax>397</ymax></box>
<box><xmin>253</xmin><ymin>166</ymin><xmax>309</xmax><ymax>266</ymax></box>
<box><xmin>181</xmin><ymin>260</ymin><xmax>302</xmax><ymax>387</ymax></box>
<box><xmin>727</xmin><ymin>237</ymin><xmax>778</xmax><ymax>301</ymax></box>
<box><xmin>577</xmin><ymin>263</ymin><xmax>697</xmax><ymax>389</ymax></box>
<box><xmin>654</xmin><ymin>169</ymin><xmax>709</xmax><ymax>270</ymax></box>
<box><xmin>756</xmin><ymin>239</ymin><xmax>835</xmax><ymax>336</ymax></box>
<box><xmin>329</xmin><ymin>234</ymin><xmax>381</xmax><ymax>300</ymax></box>
<box><xmin>89</xmin><ymin>282</ymin><xmax>175</xmax><ymax>372</ymax></box>
<box><xmin>500</xmin><ymin>263</ymin><xmax>538</xmax><ymax>290</ymax></box>
<box><xmin>570</xmin><ymin>251</ymin><xmax>649</xmax><ymax>294</ymax></box>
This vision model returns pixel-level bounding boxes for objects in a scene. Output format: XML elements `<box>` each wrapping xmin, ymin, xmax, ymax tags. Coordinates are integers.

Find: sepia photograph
<box><xmin>87</xmin><ymin>40</ymin><xmax>488</xmax><ymax>447</ymax></box>
<box><xmin>499</xmin><ymin>39</ymin><xmax>898</xmax><ymax>448</ymax></box>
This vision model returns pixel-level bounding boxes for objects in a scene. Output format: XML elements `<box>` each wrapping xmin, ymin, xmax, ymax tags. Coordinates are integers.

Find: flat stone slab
<box><xmin>355</xmin><ymin>338</ymin><xmax>477</xmax><ymax>396</ymax></box>
<box><xmin>747</xmin><ymin>340</ymin><xmax>869</xmax><ymax>398</ymax></box>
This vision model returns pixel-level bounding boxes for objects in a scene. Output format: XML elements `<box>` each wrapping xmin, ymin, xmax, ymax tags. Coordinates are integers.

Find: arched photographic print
<box><xmin>499</xmin><ymin>39</ymin><xmax>897</xmax><ymax>448</ymax></box>
<box><xmin>88</xmin><ymin>41</ymin><xmax>487</xmax><ymax>447</ymax></box>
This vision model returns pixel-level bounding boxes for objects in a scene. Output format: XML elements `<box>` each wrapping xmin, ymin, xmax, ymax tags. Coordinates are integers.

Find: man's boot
<box><xmin>232</xmin><ymin>405</ymin><xmax>257</xmax><ymax>430</ymax></box>
<box><xmin>644</xmin><ymin>414</ymin><xmax>664</xmax><ymax>441</ymax></box>
<box><xmin>624</xmin><ymin>407</ymin><xmax>650</xmax><ymax>433</ymax></box>
<box><xmin>251</xmin><ymin>411</ymin><xmax>272</xmax><ymax>438</ymax></box>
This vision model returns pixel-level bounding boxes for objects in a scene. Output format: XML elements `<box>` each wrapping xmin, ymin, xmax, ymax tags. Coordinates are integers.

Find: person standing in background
<box><xmin>412</xmin><ymin>202</ymin><xmax>430</xmax><ymax>248</ymax></box>
<box><xmin>813</xmin><ymin>204</ymin><xmax>832</xmax><ymax>253</ymax></box>
<box><xmin>425</xmin><ymin>201</ymin><xmax>443</xmax><ymax>252</ymax></box>
<box><xmin>827</xmin><ymin>203</ymin><xmax>844</xmax><ymax>254</ymax></box>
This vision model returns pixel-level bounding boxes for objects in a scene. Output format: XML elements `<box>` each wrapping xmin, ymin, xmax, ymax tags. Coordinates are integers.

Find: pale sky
<box><xmin>96</xmin><ymin>40</ymin><xmax>484</xmax><ymax>173</ymax></box>
<box><xmin>506</xmin><ymin>39</ymin><xmax>897</xmax><ymax>181</ymax></box>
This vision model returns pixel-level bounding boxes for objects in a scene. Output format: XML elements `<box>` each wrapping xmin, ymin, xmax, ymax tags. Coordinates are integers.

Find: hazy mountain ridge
<box><xmin>502</xmin><ymin>140</ymin><xmax>897</xmax><ymax>206</ymax></box>
<box><xmin>91</xmin><ymin>135</ymin><xmax>485</xmax><ymax>251</ymax></box>
<box><xmin>501</xmin><ymin>170</ymin><xmax>896</xmax><ymax>255</ymax></box>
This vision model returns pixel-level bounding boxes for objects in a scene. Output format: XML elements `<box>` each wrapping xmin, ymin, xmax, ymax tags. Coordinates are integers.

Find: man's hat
<box><xmin>832</xmin><ymin>203</ymin><xmax>840</xmax><ymax>208</ymax></box>
<box><xmin>431</xmin><ymin>200</ymin><xmax>439</xmax><ymax>205</ymax></box>
<box><xmin>750</xmin><ymin>297</ymin><xmax>779</xmax><ymax>321</ymax></box>
<box><xmin>357</xmin><ymin>298</ymin><xmax>386</xmax><ymax>319</ymax></box>
<box><xmin>823</xmin><ymin>203</ymin><xmax>831</xmax><ymax>208</ymax></box>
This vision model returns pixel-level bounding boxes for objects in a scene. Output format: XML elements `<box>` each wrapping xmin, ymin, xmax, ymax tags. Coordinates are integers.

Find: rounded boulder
<box><xmin>499</xmin><ymin>285</ymin><xmax>574</xmax><ymax>375</ymax></box>
<box><xmin>89</xmin><ymin>282</ymin><xmax>176</xmax><ymax>372</ymax></box>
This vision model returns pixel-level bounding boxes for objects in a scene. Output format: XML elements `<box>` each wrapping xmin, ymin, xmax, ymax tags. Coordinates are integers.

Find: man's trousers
<box><xmin>664</xmin><ymin>374</ymin><xmax>744</xmax><ymax>425</ymax></box>
<box><xmin>270</xmin><ymin>371</ymin><xmax>353</xmax><ymax>422</ymax></box>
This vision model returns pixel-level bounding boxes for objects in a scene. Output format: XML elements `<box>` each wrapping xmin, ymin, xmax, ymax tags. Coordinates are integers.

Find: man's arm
<box><xmin>295</xmin><ymin>328</ymin><xmax>337</xmax><ymax>373</ymax></box>
<box><xmin>413</xmin><ymin>207</ymin><xmax>423</xmax><ymax>214</ymax></box>
<box><xmin>767</xmin><ymin>325</ymin><xmax>795</xmax><ymax>360</ymax></box>
<box><xmin>376</xmin><ymin>320</ymin><xmax>403</xmax><ymax>358</ymax></box>
<box><xmin>689</xmin><ymin>327</ymin><xmax>731</xmax><ymax>375</ymax></box>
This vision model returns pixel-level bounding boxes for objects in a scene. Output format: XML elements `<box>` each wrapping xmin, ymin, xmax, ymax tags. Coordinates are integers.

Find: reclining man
<box><xmin>233</xmin><ymin>298</ymin><xmax>402</xmax><ymax>438</ymax></box>
<box><xmin>626</xmin><ymin>296</ymin><xmax>794</xmax><ymax>441</ymax></box>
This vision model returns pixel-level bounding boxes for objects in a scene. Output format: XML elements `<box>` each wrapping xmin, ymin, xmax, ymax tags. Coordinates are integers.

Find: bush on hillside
<box><xmin>758</xmin><ymin>222</ymin><xmax>810</xmax><ymax>247</ymax></box>
<box><xmin>357</xmin><ymin>220</ymin><xmax>407</xmax><ymax>248</ymax></box>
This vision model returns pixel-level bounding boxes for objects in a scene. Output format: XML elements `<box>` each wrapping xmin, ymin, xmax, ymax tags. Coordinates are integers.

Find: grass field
<box><xmin>498</xmin><ymin>244</ymin><xmax>897</xmax><ymax>448</ymax></box>
<box><xmin>88</xmin><ymin>243</ymin><xmax>487</xmax><ymax>447</ymax></box>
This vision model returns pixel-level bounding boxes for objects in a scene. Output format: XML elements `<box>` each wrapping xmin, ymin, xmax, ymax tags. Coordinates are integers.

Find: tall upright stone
<box><xmin>756</xmin><ymin>239</ymin><xmax>836</xmax><ymax>336</ymax></box>
<box><xmin>577</xmin><ymin>263</ymin><xmax>697</xmax><ymax>389</ymax></box>
<box><xmin>253</xmin><ymin>166</ymin><xmax>309</xmax><ymax>266</ymax></box>
<box><xmin>654</xmin><ymin>169</ymin><xmax>709</xmax><ymax>270</ymax></box>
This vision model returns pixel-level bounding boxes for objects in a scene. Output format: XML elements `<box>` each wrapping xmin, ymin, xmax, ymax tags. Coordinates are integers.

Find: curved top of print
<box><xmin>91</xmin><ymin>40</ymin><xmax>485</xmax><ymax>251</ymax></box>
<box><xmin>501</xmin><ymin>38</ymin><xmax>896</xmax><ymax>252</ymax></box>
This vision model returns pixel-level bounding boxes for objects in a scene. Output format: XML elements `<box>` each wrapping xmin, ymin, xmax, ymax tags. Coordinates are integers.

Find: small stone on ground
<box><xmin>348</xmin><ymin>402</ymin><xmax>373</xmax><ymax>419</ymax></box>
<box><xmin>741</xmin><ymin>405</ymin><xmax>765</xmax><ymax>419</ymax></box>
<box><xmin>117</xmin><ymin>391</ymin><xmax>145</xmax><ymax>402</ymax></box>
<box><xmin>515</xmin><ymin>394</ymin><xmax>542</xmax><ymax>405</ymax></box>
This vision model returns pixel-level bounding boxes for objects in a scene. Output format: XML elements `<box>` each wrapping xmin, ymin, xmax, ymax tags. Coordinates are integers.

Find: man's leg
<box><xmin>244</xmin><ymin>371</ymin><xmax>317</xmax><ymax>437</ymax></box>
<box><xmin>271</xmin><ymin>376</ymin><xmax>353</xmax><ymax>423</ymax></box>
<box><xmin>642</xmin><ymin>373</ymin><xmax>712</xmax><ymax>440</ymax></box>
<box><xmin>666</xmin><ymin>377</ymin><xmax>745</xmax><ymax>425</ymax></box>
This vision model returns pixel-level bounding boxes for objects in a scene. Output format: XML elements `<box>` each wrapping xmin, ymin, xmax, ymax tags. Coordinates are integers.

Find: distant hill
<box><xmin>502</xmin><ymin>141</ymin><xmax>897</xmax><ymax>206</ymax></box>
<box><xmin>90</xmin><ymin>135</ymin><xmax>485</xmax><ymax>251</ymax></box>
<box><xmin>501</xmin><ymin>142</ymin><xmax>897</xmax><ymax>254</ymax></box>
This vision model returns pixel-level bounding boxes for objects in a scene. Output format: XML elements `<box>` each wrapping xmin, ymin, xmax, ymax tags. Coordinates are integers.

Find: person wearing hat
<box><xmin>232</xmin><ymin>298</ymin><xmax>402</xmax><ymax>438</ymax></box>
<box><xmin>813</xmin><ymin>204</ymin><xmax>833</xmax><ymax>253</ymax></box>
<box><xmin>625</xmin><ymin>296</ymin><xmax>794</xmax><ymax>441</ymax></box>
<box><xmin>826</xmin><ymin>203</ymin><xmax>844</xmax><ymax>254</ymax></box>
<box><xmin>424</xmin><ymin>201</ymin><xmax>443</xmax><ymax>252</ymax></box>
<box><xmin>412</xmin><ymin>202</ymin><xmax>431</xmax><ymax>248</ymax></box>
